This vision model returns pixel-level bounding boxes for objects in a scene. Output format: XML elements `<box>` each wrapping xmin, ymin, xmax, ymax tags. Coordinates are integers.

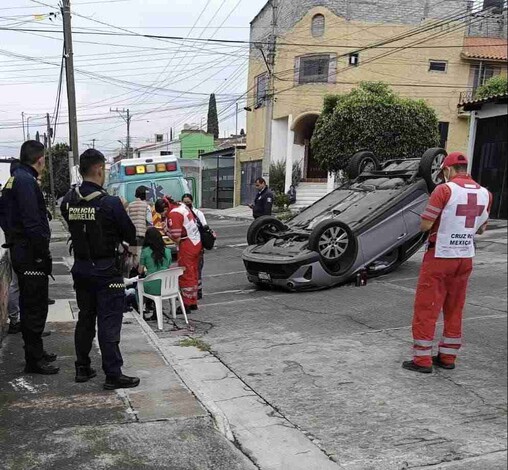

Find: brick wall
<box><xmin>468</xmin><ymin>10</ymin><xmax>507</xmax><ymax>38</ymax></box>
<box><xmin>251</xmin><ymin>0</ymin><xmax>470</xmax><ymax>47</ymax></box>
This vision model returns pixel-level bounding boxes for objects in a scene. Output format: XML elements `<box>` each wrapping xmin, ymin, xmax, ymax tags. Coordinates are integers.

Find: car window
<box><xmin>127</xmin><ymin>178</ymin><xmax>185</xmax><ymax>203</ymax></box>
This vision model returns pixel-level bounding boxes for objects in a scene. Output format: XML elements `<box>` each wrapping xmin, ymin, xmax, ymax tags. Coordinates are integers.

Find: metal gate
<box><xmin>201</xmin><ymin>153</ymin><xmax>235</xmax><ymax>209</ymax></box>
<box><xmin>472</xmin><ymin>115</ymin><xmax>507</xmax><ymax>219</ymax></box>
<box><xmin>240</xmin><ymin>160</ymin><xmax>262</xmax><ymax>205</ymax></box>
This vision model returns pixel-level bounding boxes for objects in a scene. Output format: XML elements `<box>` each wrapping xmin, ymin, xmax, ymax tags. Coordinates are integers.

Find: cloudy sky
<box><xmin>0</xmin><ymin>0</ymin><xmax>267</xmax><ymax>157</ymax></box>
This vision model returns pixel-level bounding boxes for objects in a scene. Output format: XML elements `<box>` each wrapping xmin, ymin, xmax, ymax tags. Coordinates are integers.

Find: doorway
<box><xmin>292</xmin><ymin>113</ymin><xmax>327</xmax><ymax>180</ymax></box>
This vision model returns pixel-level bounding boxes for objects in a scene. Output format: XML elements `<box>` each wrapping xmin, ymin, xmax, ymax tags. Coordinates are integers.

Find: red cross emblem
<box><xmin>456</xmin><ymin>193</ymin><xmax>485</xmax><ymax>228</ymax></box>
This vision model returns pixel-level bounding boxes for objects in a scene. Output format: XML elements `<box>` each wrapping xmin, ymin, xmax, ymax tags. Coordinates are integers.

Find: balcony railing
<box><xmin>458</xmin><ymin>90</ymin><xmax>475</xmax><ymax>105</ymax></box>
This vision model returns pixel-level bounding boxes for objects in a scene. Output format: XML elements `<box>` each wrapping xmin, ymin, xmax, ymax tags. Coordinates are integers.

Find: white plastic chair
<box><xmin>137</xmin><ymin>267</ymin><xmax>188</xmax><ymax>330</ymax></box>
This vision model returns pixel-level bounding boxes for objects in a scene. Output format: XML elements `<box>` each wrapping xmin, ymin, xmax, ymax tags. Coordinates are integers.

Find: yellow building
<box><xmin>238</xmin><ymin>0</ymin><xmax>507</xmax><ymax>207</ymax></box>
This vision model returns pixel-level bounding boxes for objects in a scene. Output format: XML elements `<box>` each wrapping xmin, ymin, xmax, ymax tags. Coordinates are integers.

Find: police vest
<box><xmin>436</xmin><ymin>181</ymin><xmax>490</xmax><ymax>259</ymax></box>
<box><xmin>66</xmin><ymin>187</ymin><xmax>119</xmax><ymax>261</ymax></box>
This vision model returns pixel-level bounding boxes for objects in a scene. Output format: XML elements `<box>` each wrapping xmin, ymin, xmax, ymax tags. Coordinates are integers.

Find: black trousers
<box><xmin>14</xmin><ymin>267</ymin><xmax>49</xmax><ymax>365</ymax></box>
<box><xmin>73</xmin><ymin>275</ymin><xmax>125</xmax><ymax>377</ymax></box>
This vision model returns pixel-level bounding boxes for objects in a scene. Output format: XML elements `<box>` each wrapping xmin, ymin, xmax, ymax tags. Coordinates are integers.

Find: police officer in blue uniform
<box><xmin>249</xmin><ymin>177</ymin><xmax>274</xmax><ymax>219</ymax></box>
<box><xmin>1</xmin><ymin>141</ymin><xmax>57</xmax><ymax>374</ymax></box>
<box><xmin>61</xmin><ymin>149</ymin><xmax>140</xmax><ymax>390</ymax></box>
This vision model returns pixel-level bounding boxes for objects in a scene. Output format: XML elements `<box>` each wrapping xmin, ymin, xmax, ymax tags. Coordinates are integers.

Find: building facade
<box><xmin>240</xmin><ymin>0</ymin><xmax>507</xmax><ymax>204</ymax></box>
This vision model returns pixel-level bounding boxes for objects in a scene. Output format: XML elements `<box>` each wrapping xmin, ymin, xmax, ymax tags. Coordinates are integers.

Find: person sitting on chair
<box><xmin>138</xmin><ymin>227</ymin><xmax>172</xmax><ymax>321</ymax></box>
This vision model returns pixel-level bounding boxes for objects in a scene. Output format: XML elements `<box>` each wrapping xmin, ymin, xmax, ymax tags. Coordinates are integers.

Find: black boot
<box><xmin>25</xmin><ymin>360</ymin><xmax>60</xmax><ymax>375</ymax></box>
<box><xmin>433</xmin><ymin>356</ymin><xmax>456</xmax><ymax>370</ymax></box>
<box><xmin>104</xmin><ymin>374</ymin><xmax>140</xmax><ymax>390</ymax></box>
<box><xmin>7</xmin><ymin>322</ymin><xmax>21</xmax><ymax>335</ymax></box>
<box><xmin>75</xmin><ymin>365</ymin><xmax>98</xmax><ymax>383</ymax></box>
<box><xmin>43</xmin><ymin>351</ymin><xmax>58</xmax><ymax>363</ymax></box>
<box><xmin>402</xmin><ymin>360</ymin><xmax>433</xmax><ymax>374</ymax></box>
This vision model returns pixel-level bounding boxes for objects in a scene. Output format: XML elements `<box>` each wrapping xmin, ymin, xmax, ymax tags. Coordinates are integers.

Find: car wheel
<box><xmin>347</xmin><ymin>151</ymin><xmax>380</xmax><ymax>180</ymax></box>
<box><xmin>247</xmin><ymin>216</ymin><xmax>286</xmax><ymax>245</ymax></box>
<box><xmin>308</xmin><ymin>220</ymin><xmax>357</xmax><ymax>275</ymax></box>
<box><xmin>419</xmin><ymin>148</ymin><xmax>447</xmax><ymax>192</ymax></box>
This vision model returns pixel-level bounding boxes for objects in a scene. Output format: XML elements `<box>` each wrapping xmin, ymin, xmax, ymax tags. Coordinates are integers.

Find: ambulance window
<box><xmin>127</xmin><ymin>179</ymin><xmax>184</xmax><ymax>203</ymax></box>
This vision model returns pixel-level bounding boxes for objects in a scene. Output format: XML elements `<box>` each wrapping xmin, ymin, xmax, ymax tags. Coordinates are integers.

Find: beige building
<box><xmin>237</xmin><ymin>0</ymin><xmax>507</xmax><ymax>206</ymax></box>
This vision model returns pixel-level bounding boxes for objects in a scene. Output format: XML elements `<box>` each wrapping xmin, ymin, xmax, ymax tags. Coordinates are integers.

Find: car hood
<box><xmin>289</xmin><ymin>187</ymin><xmax>407</xmax><ymax>231</ymax></box>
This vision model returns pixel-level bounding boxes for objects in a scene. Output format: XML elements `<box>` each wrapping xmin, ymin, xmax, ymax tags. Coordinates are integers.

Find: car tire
<box><xmin>419</xmin><ymin>148</ymin><xmax>447</xmax><ymax>192</ymax></box>
<box><xmin>247</xmin><ymin>216</ymin><xmax>286</xmax><ymax>245</ymax></box>
<box><xmin>308</xmin><ymin>220</ymin><xmax>357</xmax><ymax>275</ymax></box>
<box><xmin>347</xmin><ymin>151</ymin><xmax>380</xmax><ymax>180</ymax></box>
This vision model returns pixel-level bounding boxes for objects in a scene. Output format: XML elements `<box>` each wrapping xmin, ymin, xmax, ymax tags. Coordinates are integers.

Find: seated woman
<box><xmin>138</xmin><ymin>227</ymin><xmax>173</xmax><ymax>320</ymax></box>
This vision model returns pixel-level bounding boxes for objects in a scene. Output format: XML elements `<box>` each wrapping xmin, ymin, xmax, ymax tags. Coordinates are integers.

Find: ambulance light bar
<box><xmin>124</xmin><ymin>162</ymin><xmax>177</xmax><ymax>176</ymax></box>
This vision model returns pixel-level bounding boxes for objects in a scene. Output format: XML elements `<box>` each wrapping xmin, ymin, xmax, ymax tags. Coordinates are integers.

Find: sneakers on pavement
<box><xmin>104</xmin><ymin>374</ymin><xmax>140</xmax><ymax>390</ymax></box>
<box><xmin>402</xmin><ymin>360</ymin><xmax>433</xmax><ymax>374</ymax></box>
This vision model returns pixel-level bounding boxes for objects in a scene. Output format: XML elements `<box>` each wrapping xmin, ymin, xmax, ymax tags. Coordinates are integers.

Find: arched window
<box><xmin>311</xmin><ymin>14</ymin><xmax>325</xmax><ymax>38</ymax></box>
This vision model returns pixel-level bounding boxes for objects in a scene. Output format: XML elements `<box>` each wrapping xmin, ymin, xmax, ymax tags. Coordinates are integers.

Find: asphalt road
<box><xmin>49</xmin><ymin>217</ymin><xmax>507</xmax><ymax>469</ymax></box>
<box><xmin>185</xmin><ymin>216</ymin><xmax>508</xmax><ymax>470</ymax></box>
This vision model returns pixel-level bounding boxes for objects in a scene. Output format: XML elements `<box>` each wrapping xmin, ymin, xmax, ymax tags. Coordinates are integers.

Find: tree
<box><xmin>475</xmin><ymin>75</ymin><xmax>508</xmax><ymax>100</ymax></box>
<box><xmin>207</xmin><ymin>93</ymin><xmax>219</xmax><ymax>139</ymax></box>
<box><xmin>40</xmin><ymin>143</ymin><xmax>70</xmax><ymax>199</ymax></box>
<box><xmin>311</xmin><ymin>82</ymin><xmax>440</xmax><ymax>174</ymax></box>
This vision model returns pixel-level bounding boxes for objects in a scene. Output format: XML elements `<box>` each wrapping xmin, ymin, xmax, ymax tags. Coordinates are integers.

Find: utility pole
<box><xmin>46</xmin><ymin>113</ymin><xmax>56</xmax><ymax>216</ymax></box>
<box><xmin>262</xmin><ymin>0</ymin><xmax>277</xmax><ymax>184</ymax></box>
<box><xmin>27</xmin><ymin>116</ymin><xmax>31</xmax><ymax>140</ymax></box>
<box><xmin>62</xmin><ymin>0</ymin><xmax>80</xmax><ymax>185</ymax></box>
<box><xmin>21</xmin><ymin>112</ymin><xmax>26</xmax><ymax>140</ymax></box>
<box><xmin>110</xmin><ymin>108</ymin><xmax>131</xmax><ymax>158</ymax></box>
<box><xmin>235</xmin><ymin>102</ymin><xmax>239</xmax><ymax>136</ymax></box>
<box><xmin>92</xmin><ymin>138</ymin><xmax>96</xmax><ymax>149</ymax></box>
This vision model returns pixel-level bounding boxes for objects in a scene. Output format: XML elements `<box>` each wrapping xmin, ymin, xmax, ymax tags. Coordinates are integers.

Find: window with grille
<box><xmin>255</xmin><ymin>73</ymin><xmax>268</xmax><ymax>107</ymax></box>
<box><xmin>298</xmin><ymin>55</ymin><xmax>331</xmax><ymax>84</ymax></box>
<box><xmin>429</xmin><ymin>60</ymin><xmax>447</xmax><ymax>73</ymax></box>
<box><xmin>471</xmin><ymin>64</ymin><xmax>500</xmax><ymax>89</ymax></box>
<box><xmin>311</xmin><ymin>14</ymin><xmax>325</xmax><ymax>37</ymax></box>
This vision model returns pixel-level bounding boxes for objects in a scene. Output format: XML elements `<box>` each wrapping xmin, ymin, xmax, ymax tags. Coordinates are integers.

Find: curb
<box><xmin>130</xmin><ymin>312</ymin><xmax>235</xmax><ymax>442</ymax></box>
<box><xmin>130</xmin><ymin>313</ymin><xmax>340</xmax><ymax>470</ymax></box>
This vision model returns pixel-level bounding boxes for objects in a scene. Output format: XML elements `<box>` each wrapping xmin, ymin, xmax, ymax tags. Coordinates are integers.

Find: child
<box><xmin>138</xmin><ymin>228</ymin><xmax>172</xmax><ymax>319</ymax></box>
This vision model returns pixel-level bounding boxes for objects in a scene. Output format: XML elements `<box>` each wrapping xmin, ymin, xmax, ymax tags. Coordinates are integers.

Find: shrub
<box><xmin>475</xmin><ymin>76</ymin><xmax>508</xmax><ymax>100</ymax></box>
<box><xmin>311</xmin><ymin>82</ymin><xmax>440</xmax><ymax>173</ymax></box>
<box><xmin>274</xmin><ymin>193</ymin><xmax>290</xmax><ymax>211</ymax></box>
<box><xmin>269</xmin><ymin>161</ymin><xmax>286</xmax><ymax>195</ymax></box>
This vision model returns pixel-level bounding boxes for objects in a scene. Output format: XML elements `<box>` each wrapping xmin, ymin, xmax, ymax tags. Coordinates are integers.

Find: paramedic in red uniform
<box><xmin>156</xmin><ymin>197</ymin><xmax>202</xmax><ymax>312</ymax></box>
<box><xmin>403</xmin><ymin>152</ymin><xmax>492</xmax><ymax>374</ymax></box>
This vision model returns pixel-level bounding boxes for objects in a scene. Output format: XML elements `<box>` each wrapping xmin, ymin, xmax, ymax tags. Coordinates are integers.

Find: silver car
<box><xmin>242</xmin><ymin>148</ymin><xmax>446</xmax><ymax>291</ymax></box>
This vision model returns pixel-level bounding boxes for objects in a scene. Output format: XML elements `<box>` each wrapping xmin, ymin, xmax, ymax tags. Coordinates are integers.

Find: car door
<box><xmin>359</xmin><ymin>207</ymin><xmax>408</xmax><ymax>265</ymax></box>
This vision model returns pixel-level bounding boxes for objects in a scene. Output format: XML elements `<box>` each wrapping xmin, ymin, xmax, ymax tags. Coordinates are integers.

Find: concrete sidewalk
<box><xmin>0</xmin><ymin>306</ymin><xmax>257</xmax><ymax>470</ymax></box>
<box><xmin>202</xmin><ymin>206</ymin><xmax>252</xmax><ymax>221</ymax></box>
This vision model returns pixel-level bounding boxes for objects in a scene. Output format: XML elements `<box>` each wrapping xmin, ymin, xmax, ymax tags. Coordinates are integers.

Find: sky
<box><xmin>0</xmin><ymin>0</ymin><xmax>268</xmax><ymax>157</ymax></box>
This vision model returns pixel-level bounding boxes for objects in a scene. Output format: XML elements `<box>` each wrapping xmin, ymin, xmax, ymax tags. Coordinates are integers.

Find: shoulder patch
<box><xmin>4</xmin><ymin>177</ymin><xmax>14</xmax><ymax>190</ymax></box>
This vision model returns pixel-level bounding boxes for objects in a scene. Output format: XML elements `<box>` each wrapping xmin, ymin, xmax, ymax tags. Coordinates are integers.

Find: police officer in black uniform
<box><xmin>1</xmin><ymin>141</ymin><xmax>57</xmax><ymax>374</ymax></box>
<box><xmin>249</xmin><ymin>177</ymin><xmax>274</xmax><ymax>219</ymax></box>
<box><xmin>61</xmin><ymin>149</ymin><xmax>140</xmax><ymax>390</ymax></box>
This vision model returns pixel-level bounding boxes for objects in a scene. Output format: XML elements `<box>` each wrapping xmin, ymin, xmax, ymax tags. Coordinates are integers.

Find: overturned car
<box><xmin>242</xmin><ymin>148</ymin><xmax>447</xmax><ymax>291</ymax></box>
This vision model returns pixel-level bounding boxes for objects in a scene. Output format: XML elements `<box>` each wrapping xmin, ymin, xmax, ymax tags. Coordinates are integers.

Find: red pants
<box><xmin>178</xmin><ymin>240</ymin><xmax>202</xmax><ymax>307</ymax></box>
<box><xmin>412</xmin><ymin>249</ymin><xmax>473</xmax><ymax>367</ymax></box>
